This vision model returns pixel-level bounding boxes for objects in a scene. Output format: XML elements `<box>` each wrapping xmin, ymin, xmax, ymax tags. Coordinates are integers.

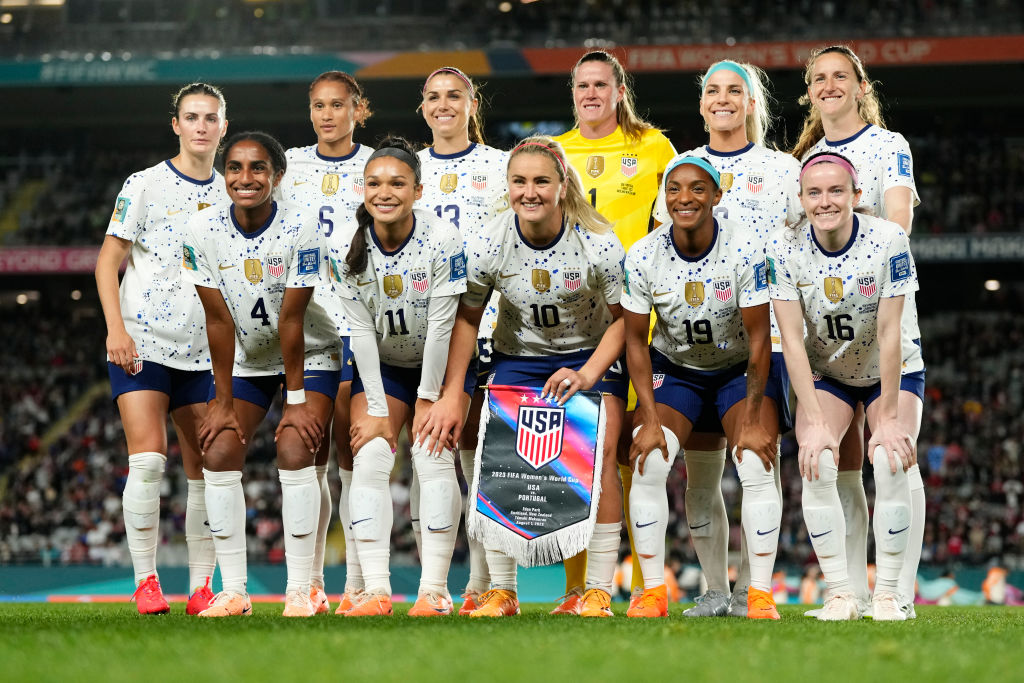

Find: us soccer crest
<box><xmin>516</xmin><ymin>404</ymin><xmax>565</xmax><ymax>469</ymax></box>
<box><xmin>563</xmin><ymin>270</ymin><xmax>582</xmax><ymax>292</ymax></box>
<box><xmin>713</xmin><ymin>279</ymin><xmax>733</xmax><ymax>303</ymax></box>
<box><xmin>857</xmin><ymin>275</ymin><xmax>877</xmax><ymax>298</ymax></box>
<box><xmin>685</xmin><ymin>281</ymin><xmax>705</xmax><ymax>307</ymax></box>
<box><xmin>719</xmin><ymin>172</ymin><xmax>734</xmax><ymax>191</ymax></box>
<box><xmin>472</xmin><ymin>174</ymin><xmax>488</xmax><ymax>191</ymax></box>
<box><xmin>652</xmin><ymin>373</ymin><xmax>665</xmax><ymax>389</ymax></box>
<box><xmin>440</xmin><ymin>174</ymin><xmax>458</xmax><ymax>194</ymax></box>
<box><xmin>352</xmin><ymin>176</ymin><xmax>364</xmax><ymax>196</ymax></box>
<box><xmin>824</xmin><ymin>277</ymin><xmax>844</xmax><ymax>303</ymax></box>
<box><xmin>383</xmin><ymin>274</ymin><xmax>403</xmax><ymax>298</ymax></box>
<box><xmin>267</xmin><ymin>254</ymin><xmax>285</xmax><ymax>278</ymax></box>
<box><xmin>746</xmin><ymin>175</ymin><xmax>764</xmax><ymax>193</ymax></box>
<box><xmin>533</xmin><ymin>269</ymin><xmax>551</xmax><ymax>292</ymax></box>
<box><xmin>244</xmin><ymin>258</ymin><xmax>263</xmax><ymax>284</ymax></box>
<box><xmin>620</xmin><ymin>154</ymin><xmax>638</xmax><ymax>178</ymax></box>
<box><xmin>411</xmin><ymin>270</ymin><xmax>429</xmax><ymax>293</ymax></box>
<box><xmin>586</xmin><ymin>155</ymin><xmax>605</xmax><ymax>178</ymax></box>
<box><xmin>322</xmin><ymin>173</ymin><xmax>340</xmax><ymax>196</ymax></box>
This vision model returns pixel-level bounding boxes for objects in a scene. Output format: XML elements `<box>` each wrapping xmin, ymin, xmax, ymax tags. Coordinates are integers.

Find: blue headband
<box><xmin>701</xmin><ymin>61</ymin><xmax>753</xmax><ymax>93</ymax></box>
<box><xmin>664</xmin><ymin>156</ymin><xmax>721</xmax><ymax>188</ymax></box>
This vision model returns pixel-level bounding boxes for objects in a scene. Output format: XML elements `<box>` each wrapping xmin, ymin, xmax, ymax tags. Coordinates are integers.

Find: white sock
<box><xmin>185</xmin><ymin>478</ymin><xmax>216</xmax><ymax>592</ymax></box>
<box><xmin>123</xmin><ymin>452</ymin><xmax>166</xmax><ymax>584</ymax></box>
<box><xmin>460</xmin><ymin>448</ymin><xmax>490</xmax><ymax>594</ymax></box>
<box><xmin>203</xmin><ymin>468</ymin><xmax>247</xmax><ymax>594</ymax></box>
<box><xmin>409</xmin><ymin>459</ymin><xmax>422</xmax><ymax>561</ymax></box>
<box><xmin>350</xmin><ymin>437</ymin><xmax>395</xmax><ymax>595</ymax></box>
<box><xmin>486</xmin><ymin>547</ymin><xmax>518</xmax><ymax>592</ymax></box>
<box><xmin>413</xmin><ymin>442</ymin><xmax>461</xmax><ymax>594</ymax></box>
<box><xmin>802</xmin><ymin>452</ymin><xmax>849</xmax><ymax>593</ymax></box>
<box><xmin>733</xmin><ymin>446</ymin><xmax>782</xmax><ymax>594</ymax></box>
<box><xmin>585</xmin><ymin>522</ymin><xmax>621</xmax><ymax>594</ymax></box>
<box><xmin>310</xmin><ymin>464</ymin><xmax>331</xmax><ymax>589</ymax></box>
<box><xmin>733</xmin><ymin>449</ymin><xmax>782</xmax><ymax>593</ymax></box>
<box><xmin>684</xmin><ymin>448</ymin><xmax>729</xmax><ymax>593</ymax></box>
<box><xmin>837</xmin><ymin>469</ymin><xmax>870</xmax><ymax>602</ymax></box>
<box><xmin>630</xmin><ymin>426</ymin><xmax>680</xmax><ymax>590</ymax></box>
<box><xmin>338</xmin><ymin>468</ymin><xmax>364</xmax><ymax>593</ymax></box>
<box><xmin>899</xmin><ymin>464</ymin><xmax>925</xmax><ymax>602</ymax></box>
<box><xmin>871</xmin><ymin>446</ymin><xmax>912</xmax><ymax>593</ymax></box>
<box><xmin>279</xmin><ymin>466</ymin><xmax>320</xmax><ymax>595</ymax></box>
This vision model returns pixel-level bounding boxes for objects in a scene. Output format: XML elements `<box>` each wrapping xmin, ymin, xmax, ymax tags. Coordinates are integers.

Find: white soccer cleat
<box><xmin>282</xmin><ymin>589</ymin><xmax>316</xmax><ymax>617</ymax></box>
<box><xmin>728</xmin><ymin>587</ymin><xmax>748</xmax><ymax>617</ymax></box>
<box><xmin>871</xmin><ymin>590</ymin><xmax>907</xmax><ymax>622</ymax></box>
<box><xmin>817</xmin><ymin>591</ymin><xmax>861</xmax><ymax>621</ymax></box>
<box><xmin>683</xmin><ymin>590</ymin><xmax>730</xmax><ymax>617</ymax></box>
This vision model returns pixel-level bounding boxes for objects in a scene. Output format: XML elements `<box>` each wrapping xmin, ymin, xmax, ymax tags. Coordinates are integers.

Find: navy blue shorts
<box><xmin>650</xmin><ymin>350</ymin><xmax>787</xmax><ymax>429</ymax></box>
<box><xmin>351</xmin><ymin>359</ymin><xmax>478</xmax><ymax>407</ymax></box>
<box><xmin>209</xmin><ymin>370</ymin><xmax>341</xmax><ymax>410</ymax></box>
<box><xmin>339</xmin><ymin>336</ymin><xmax>354</xmax><ymax>384</ymax></box>
<box><xmin>108</xmin><ymin>360</ymin><xmax>211</xmax><ymax>411</ymax></box>
<box><xmin>489</xmin><ymin>349</ymin><xmax>628</xmax><ymax>400</ymax></box>
<box><xmin>814</xmin><ymin>370</ymin><xmax>926</xmax><ymax>410</ymax></box>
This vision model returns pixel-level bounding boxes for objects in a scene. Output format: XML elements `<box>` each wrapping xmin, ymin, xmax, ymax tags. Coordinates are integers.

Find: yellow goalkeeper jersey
<box><xmin>554</xmin><ymin>126</ymin><xmax>676</xmax><ymax>251</ymax></box>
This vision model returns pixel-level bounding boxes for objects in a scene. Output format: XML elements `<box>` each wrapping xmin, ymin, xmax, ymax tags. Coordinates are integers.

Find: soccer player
<box><xmin>95</xmin><ymin>83</ymin><xmax>228</xmax><ymax>615</ymax></box>
<box><xmin>285</xmin><ymin>70</ymin><xmax>374</xmax><ymax>615</ymax></box>
<box><xmin>416</xmin><ymin>66</ymin><xmax>508</xmax><ymax>614</ymax></box>
<box><xmin>553</xmin><ymin>49</ymin><xmax>677</xmax><ymax>614</ymax></box>
<box><xmin>419</xmin><ymin>136</ymin><xmax>627</xmax><ymax>618</ymax></box>
<box><xmin>792</xmin><ymin>46</ymin><xmax>924</xmax><ymax>618</ymax></box>
<box><xmin>622</xmin><ymin>156</ymin><xmax>781</xmax><ymax>619</ymax></box>
<box><xmin>651</xmin><ymin>61</ymin><xmax>801</xmax><ymax>618</ymax></box>
<box><xmin>337</xmin><ymin>137</ymin><xmax>469</xmax><ymax>617</ymax></box>
<box><xmin>182</xmin><ymin>131</ymin><xmax>339</xmax><ymax>618</ymax></box>
<box><xmin>768</xmin><ymin>152</ymin><xmax>924</xmax><ymax>621</ymax></box>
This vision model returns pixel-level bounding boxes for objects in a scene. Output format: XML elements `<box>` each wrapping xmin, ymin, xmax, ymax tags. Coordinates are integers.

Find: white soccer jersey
<box><xmin>462</xmin><ymin>212</ymin><xmax>625</xmax><ymax>357</ymax></box>
<box><xmin>337</xmin><ymin>208</ymin><xmax>467</xmax><ymax>367</ymax></box>
<box><xmin>621</xmin><ymin>218</ymin><xmax>769</xmax><ymax>371</ymax></box>
<box><xmin>181</xmin><ymin>201</ymin><xmax>338</xmax><ymax>376</ymax></box>
<box><xmin>105</xmin><ymin>160</ymin><xmax>228</xmax><ymax>369</ymax></box>
<box><xmin>808</xmin><ymin>124</ymin><xmax>922</xmax><ymax>343</ymax></box>
<box><xmin>416</xmin><ymin>143</ymin><xmax>509</xmax><ymax>237</ymax></box>
<box><xmin>285</xmin><ymin>143</ymin><xmax>374</xmax><ymax>336</ymax></box>
<box><xmin>767</xmin><ymin>213</ymin><xmax>923</xmax><ymax>386</ymax></box>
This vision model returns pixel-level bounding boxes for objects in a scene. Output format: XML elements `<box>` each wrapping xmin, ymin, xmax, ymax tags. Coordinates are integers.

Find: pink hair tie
<box><xmin>800</xmin><ymin>154</ymin><xmax>859</xmax><ymax>187</ymax></box>
<box><xmin>423</xmin><ymin>67</ymin><xmax>475</xmax><ymax>98</ymax></box>
<box><xmin>510</xmin><ymin>142</ymin><xmax>568</xmax><ymax>177</ymax></box>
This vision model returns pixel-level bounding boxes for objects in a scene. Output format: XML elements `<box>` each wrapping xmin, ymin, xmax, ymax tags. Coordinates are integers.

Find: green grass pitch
<box><xmin>2</xmin><ymin>602</ymin><xmax>1022</xmax><ymax>682</ymax></box>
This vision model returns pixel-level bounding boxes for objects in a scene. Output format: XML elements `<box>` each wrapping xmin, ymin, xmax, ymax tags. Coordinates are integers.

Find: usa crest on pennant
<box><xmin>516</xmin><ymin>405</ymin><xmax>565</xmax><ymax>469</ymax></box>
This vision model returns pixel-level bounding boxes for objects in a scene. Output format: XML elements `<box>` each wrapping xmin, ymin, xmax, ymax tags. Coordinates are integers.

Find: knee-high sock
<box><xmin>684</xmin><ymin>449</ymin><xmax>729</xmax><ymax>594</ymax></box>
<box><xmin>203</xmin><ymin>468</ymin><xmax>247</xmax><ymax>594</ymax></box>
<box><xmin>585</xmin><ymin>522</ymin><xmax>621</xmax><ymax>594</ymax></box>
<box><xmin>123</xmin><ymin>452</ymin><xmax>166</xmax><ymax>584</ymax></box>
<box><xmin>733</xmin><ymin>450</ymin><xmax>782</xmax><ymax>593</ymax></box>
<box><xmin>185</xmin><ymin>477</ymin><xmax>216</xmax><ymax>592</ymax></box>
<box><xmin>349</xmin><ymin>437</ymin><xmax>395</xmax><ymax>595</ymax></box>
<box><xmin>414</xmin><ymin>443</ymin><xmax>461</xmax><ymax>594</ymax></box>
<box><xmin>310</xmin><ymin>464</ymin><xmax>332</xmax><ymax>589</ymax></box>
<box><xmin>732</xmin><ymin>447</ymin><xmax>781</xmax><ymax>594</ymax></box>
<box><xmin>279</xmin><ymin>466</ymin><xmax>320</xmax><ymax>595</ymax></box>
<box><xmin>802</xmin><ymin>452</ymin><xmax>849</xmax><ymax>593</ymax></box>
<box><xmin>837</xmin><ymin>469</ymin><xmax>870</xmax><ymax>602</ymax></box>
<box><xmin>872</xmin><ymin>447</ymin><xmax>912</xmax><ymax>593</ymax></box>
<box><xmin>460</xmin><ymin>448</ymin><xmax>490</xmax><ymax>594</ymax></box>
<box><xmin>630</xmin><ymin>426</ymin><xmax>681</xmax><ymax>590</ymax></box>
<box><xmin>486</xmin><ymin>546</ymin><xmax>518</xmax><ymax>592</ymax></box>
<box><xmin>898</xmin><ymin>464</ymin><xmax>925</xmax><ymax>602</ymax></box>
<box><xmin>619</xmin><ymin>463</ymin><xmax>643</xmax><ymax>594</ymax></box>
<box><xmin>410</xmin><ymin>458</ymin><xmax>422</xmax><ymax>561</ymax></box>
<box><xmin>337</xmin><ymin>468</ymin><xmax>363</xmax><ymax>593</ymax></box>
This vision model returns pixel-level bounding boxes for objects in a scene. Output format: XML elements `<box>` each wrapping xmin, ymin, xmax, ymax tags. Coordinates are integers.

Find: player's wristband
<box><xmin>286</xmin><ymin>388</ymin><xmax>306</xmax><ymax>405</ymax></box>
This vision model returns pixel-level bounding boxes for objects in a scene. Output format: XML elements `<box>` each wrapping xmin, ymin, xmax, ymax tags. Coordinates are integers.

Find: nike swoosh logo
<box><xmin>427</xmin><ymin>524</ymin><xmax>452</xmax><ymax>531</ymax></box>
<box><xmin>356</xmin><ymin>279</ymin><xmax>374</xmax><ymax>287</ymax></box>
<box><xmin>167</xmin><ymin>209</ymin><xmax>184</xmax><ymax>216</ymax></box>
<box><xmin>797</xmin><ymin>281</ymin><xmax>813</xmax><ymax>288</ymax></box>
<box><xmin>810</xmin><ymin>530</ymin><xmax>831</xmax><ymax>538</ymax></box>
<box><xmin>219</xmin><ymin>264</ymin><xmax>236</xmax><ymax>270</ymax></box>
<box><xmin>888</xmin><ymin>526</ymin><xmax>910</xmax><ymax>535</ymax></box>
<box><xmin>293</xmin><ymin>181</ymin><xmax>308</xmax><ymax>186</ymax></box>
<box><xmin>351</xmin><ymin>518</ymin><xmax>371</xmax><ymax>525</ymax></box>
<box><xmin>242</xmin><ymin>606</ymin><xmax>252</xmax><ymax>614</ymax></box>
<box><xmin>203</xmin><ymin>521</ymin><xmax>210</xmax><ymax>527</ymax></box>
<box><xmin>209</xmin><ymin>528</ymin><xmax>223</xmax><ymax>533</ymax></box>
<box><xmin>689</xmin><ymin>521</ymin><xmax>710</xmax><ymax>530</ymax></box>
<box><xmin>653</xmin><ymin>291</ymin><xmax>673</xmax><ymax>297</ymax></box>
<box><xmin>498</xmin><ymin>272</ymin><xmax>519</xmax><ymax>279</ymax></box>
<box><xmin>635</xmin><ymin>521</ymin><xmax>657</xmax><ymax>529</ymax></box>
<box><xmin>756</xmin><ymin>527</ymin><xmax>778</xmax><ymax>536</ymax></box>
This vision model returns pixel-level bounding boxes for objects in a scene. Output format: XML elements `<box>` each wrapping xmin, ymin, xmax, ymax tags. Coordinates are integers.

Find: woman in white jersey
<box><xmin>285</xmin><ymin>70</ymin><xmax>374</xmax><ymax>616</ymax></box>
<box><xmin>416</xmin><ymin>66</ymin><xmax>508</xmax><ymax>614</ymax></box>
<box><xmin>623</xmin><ymin>156</ymin><xmax>780</xmax><ymax>619</ymax></box>
<box><xmin>419</xmin><ymin>136</ymin><xmax>627</xmax><ymax>618</ymax></box>
<box><xmin>793</xmin><ymin>45</ymin><xmax>923</xmax><ymax>618</ymax></box>
<box><xmin>338</xmin><ymin>136</ymin><xmax>470</xmax><ymax>618</ymax></box>
<box><xmin>652</xmin><ymin>61</ymin><xmax>801</xmax><ymax>619</ymax></box>
<box><xmin>182</xmin><ymin>131</ymin><xmax>340</xmax><ymax>618</ymax></box>
<box><xmin>767</xmin><ymin>152</ymin><xmax>924</xmax><ymax>621</ymax></box>
<box><xmin>95</xmin><ymin>82</ymin><xmax>228</xmax><ymax>616</ymax></box>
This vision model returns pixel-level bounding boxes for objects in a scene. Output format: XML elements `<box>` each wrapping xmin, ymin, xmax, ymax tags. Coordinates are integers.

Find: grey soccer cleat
<box><xmin>728</xmin><ymin>587</ymin><xmax>748</xmax><ymax>617</ymax></box>
<box><xmin>683</xmin><ymin>589</ymin><xmax>731</xmax><ymax>617</ymax></box>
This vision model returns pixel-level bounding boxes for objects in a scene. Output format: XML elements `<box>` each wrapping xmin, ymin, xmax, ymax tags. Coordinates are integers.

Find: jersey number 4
<box><xmin>251</xmin><ymin>298</ymin><xmax>271</xmax><ymax>326</ymax></box>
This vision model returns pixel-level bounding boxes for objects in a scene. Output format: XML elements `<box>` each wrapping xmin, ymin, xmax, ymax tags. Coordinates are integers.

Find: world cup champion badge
<box><xmin>719</xmin><ymin>172</ymin><xmax>734</xmax><ymax>191</ymax></box>
<box><xmin>321</xmin><ymin>173</ymin><xmax>340</xmax><ymax>196</ymax></box>
<box><xmin>440</xmin><ymin>174</ymin><xmax>458</xmax><ymax>194</ymax></box>
<box><xmin>383</xmin><ymin>274</ymin><xmax>403</xmax><ymax>298</ymax></box>
<box><xmin>244</xmin><ymin>258</ymin><xmax>263</xmax><ymax>284</ymax></box>
<box><xmin>685</xmin><ymin>281</ymin><xmax>705</xmax><ymax>307</ymax></box>
<box><xmin>586</xmin><ymin>155</ymin><xmax>605</xmax><ymax>178</ymax></box>
<box><xmin>824</xmin><ymin>277</ymin><xmax>844</xmax><ymax>303</ymax></box>
<box><xmin>532</xmin><ymin>269</ymin><xmax>551</xmax><ymax>292</ymax></box>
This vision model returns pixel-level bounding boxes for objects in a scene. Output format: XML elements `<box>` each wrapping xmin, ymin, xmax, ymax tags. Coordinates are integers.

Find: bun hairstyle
<box><xmin>422</xmin><ymin>66</ymin><xmax>487</xmax><ymax>145</ymax></box>
<box><xmin>308</xmin><ymin>70</ymin><xmax>372</xmax><ymax>126</ymax></box>
<box><xmin>172</xmin><ymin>82</ymin><xmax>226</xmax><ymax>119</ymax></box>
<box><xmin>345</xmin><ymin>135</ymin><xmax>421</xmax><ymax>276</ymax></box>
<box><xmin>570</xmin><ymin>50</ymin><xmax>659</xmax><ymax>144</ymax></box>
<box><xmin>508</xmin><ymin>136</ymin><xmax>612</xmax><ymax>235</ymax></box>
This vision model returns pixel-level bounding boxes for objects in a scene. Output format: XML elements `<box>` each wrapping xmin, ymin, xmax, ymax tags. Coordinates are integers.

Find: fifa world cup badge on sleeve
<box><xmin>298</xmin><ymin>248</ymin><xmax>320</xmax><ymax>276</ymax></box>
<box><xmin>112</xmin><ymin>196</ymin><xmax>130</xmax><ymax>223</ymax></box>
<box><xmin>890</xmin><ymin>252</ymin><xmax>911</xmax><ymax>282</ymax></box>
<box><xmin>450</xmin><ymin>251</ymin><xmax>467</xmax><ymax>281</ymax></box>
<box><xmin>467</xmin><ymin>385</ymin><xmax>606</xmax><ymax>567</ymax></box>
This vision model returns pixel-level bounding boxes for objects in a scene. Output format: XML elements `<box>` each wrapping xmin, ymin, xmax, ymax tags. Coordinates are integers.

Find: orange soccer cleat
<box><xmin>185</xmin><ymin>577</ymin><xmax>215</xmax><ymax>616</ymax></box>
<box><xmin>470</xmin><ymin>589</ymin><xmax>520</xmax><ymax>617</ymax></box>
<box><xmin>626</xmin><ymin>584</ymin><xmax>668</xmax><ymax>618</ymax></box>
<box><xmin>408</xmin><ymin>591</ymin><xmax>454</xmax><ymax>617</ymax></box>
<box><xmin>549</xmin><ymin>587</ymin><xmax>584</xmax><ymax>616</ymax></box>
<box><xmin>132</xmin><ymin>575</ymin><xmax>170</xmax><ymax>615</ymax></box>
<box><xmin>343</xmin><ymin>591</ymin><xmax>393</xmax><ymax>617</ymax></box>
<box><xmin>746</xmin><ymin>587</ymin><xmax>781</xmax><ymax>620</ymax></box>
<box><xmin>458</xmin><ymin>589</ymin><xmax>482</xmax><ymax>616</ymax></box>
<box><xmin>580</xmin><ymin>588</ymin><xmax>614</xmax><ymax>618</ymax></box>
<box><xmin>309</xmin><ymin>584</ymin><xmax>330</xmax><ymax>615</ymax></box>
<box><xmin>198</xmin><ymin>591</ymin><xmax>252</xmax><ymax>618</ymax></box>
